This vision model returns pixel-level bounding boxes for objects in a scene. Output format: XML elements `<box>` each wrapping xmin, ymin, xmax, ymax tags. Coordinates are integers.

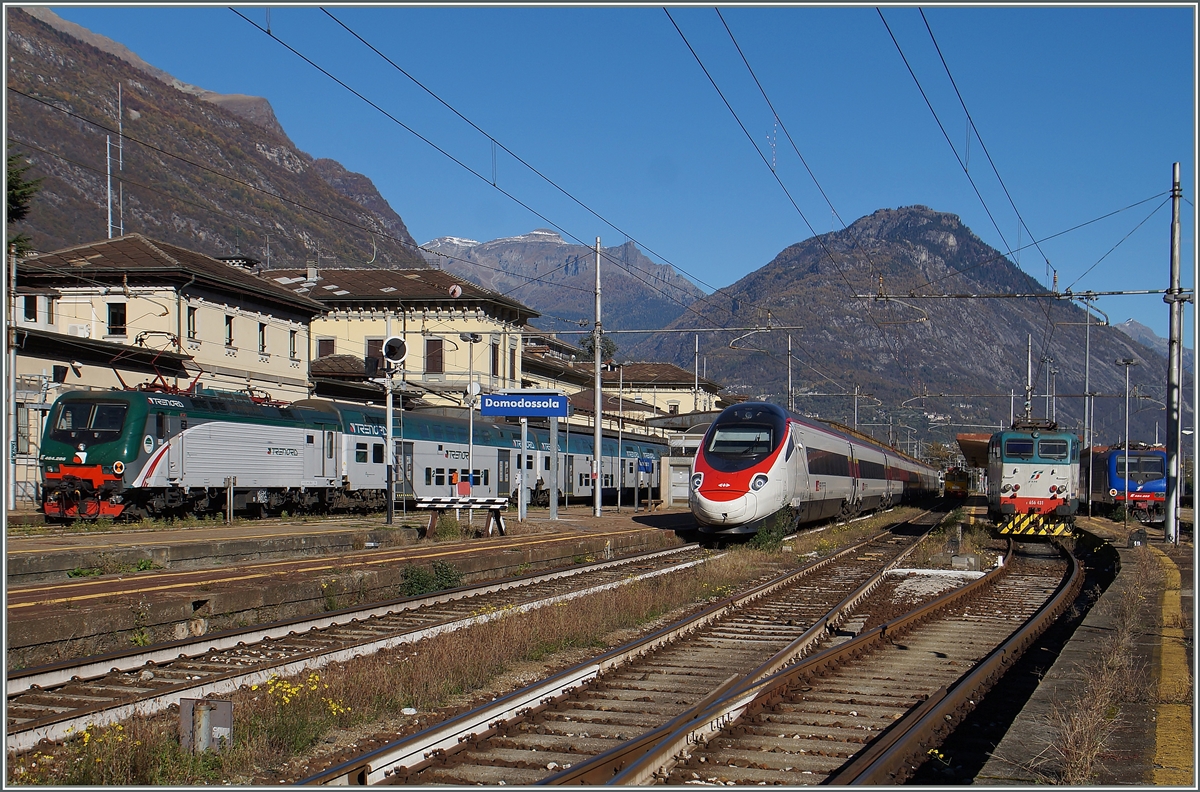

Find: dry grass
<box><xmin>1032</xmin><ymin>546</ymin><xmax>1156</xmax><ymax>784</ymax></box>
<box><xmin>6</xmin><ymin>546</ymin><xmax>789</xmax><ymax>785</ymax></box>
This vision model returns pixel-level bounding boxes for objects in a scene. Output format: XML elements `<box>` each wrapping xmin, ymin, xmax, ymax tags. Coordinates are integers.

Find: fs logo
<box><xmin>1028</xmin><ymin>470</ymin><xmax>1044</xmax><ymax>482</ymax></box>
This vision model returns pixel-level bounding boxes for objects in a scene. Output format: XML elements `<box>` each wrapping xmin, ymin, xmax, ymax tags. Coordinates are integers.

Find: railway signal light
<box><xmin>382</xmin><ymin>336</ymin><xmax>407</xmax><ymax>365</ymax></box>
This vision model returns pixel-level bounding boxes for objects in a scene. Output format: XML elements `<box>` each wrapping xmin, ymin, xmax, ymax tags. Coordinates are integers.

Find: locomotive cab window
<box><xmin>1038</xmin><ymin>439</ymin><xmax>1069</xmax><ymax>460</ymax></box>
<box><xmin>50</xmin><ymin>401</ymin><xmax>129</xmax><ymax>443</ymax></box>
<box><xmin>355</xmin><ymin>443</ymin><xmax>368</xmax><ymax>463</ymax></box>
<box><xmin>1004</xmin><ymin>439</ymin><xmax>1035</xmax><ymax>459</ymax></box>
<box><xmin>707</xmin><ymin>425</ymin><xmax>773</xmax><ymax>457</ymax></box>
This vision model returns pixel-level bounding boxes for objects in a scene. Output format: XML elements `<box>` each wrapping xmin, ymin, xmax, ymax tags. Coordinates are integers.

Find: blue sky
<box><xmin>44</xmin><ymin>4</ymin><xmax>1196</xmax><ymax>341</ymax></box>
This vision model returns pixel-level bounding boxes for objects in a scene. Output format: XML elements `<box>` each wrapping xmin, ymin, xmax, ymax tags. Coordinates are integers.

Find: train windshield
<box><xmin>1038</xmin><ymin>439</ymin><xmax>1069</xmax><ymax>460</ymax></box>
<box><xmin>1115</xmin><ymin>454</ymin><xmax>1165</xmax><ymax>481</ymax></box>
<box><xmin>703</xmin><ymin>404</ymin><xmax>786</xmax><ymax>473</ymax></box>
<box><xmin>49</xmin><ymin>401</ymin><xmax>129</xmax><ymax>444</ymax></box>
<box><xmin>1004</xmin><ymin>439</ymin><xmax>1035</xmax><ymax>459</ymax></box>
<box><xmin>707</xmin><ymin>426</ymin><xmax>774</xmax><ymax>457</ymax></box>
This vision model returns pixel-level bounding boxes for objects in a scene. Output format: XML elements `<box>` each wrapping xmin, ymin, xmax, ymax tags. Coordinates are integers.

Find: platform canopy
<box><xmin>956</xmin><ymin>433</ymin><xmax>993</xmax><ymax>469</ymax></box>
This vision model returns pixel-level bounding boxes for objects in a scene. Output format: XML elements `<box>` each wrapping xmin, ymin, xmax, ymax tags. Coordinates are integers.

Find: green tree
<box><xmin>578</xmin><ymin>335</ymin><xmax>618</xmax><ymax>363</ymax></box>
<box><xmin>7</xmin><ymin>151</ymin><xmax>42</xmax><ymax>255</ymax></box>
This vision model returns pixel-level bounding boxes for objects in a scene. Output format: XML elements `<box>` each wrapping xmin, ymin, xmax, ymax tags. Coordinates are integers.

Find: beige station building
<box><xmin>7</xmin><ymin>235</ymin><xmax>727</xmax><ymax>507</ymax></box>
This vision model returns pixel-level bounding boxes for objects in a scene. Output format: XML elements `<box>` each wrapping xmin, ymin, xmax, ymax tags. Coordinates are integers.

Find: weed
<box><xmin>130</xmin><ymin>628</ymin><xmax>151</xmax><ymax>647</ymax></box>
<box><xmin>433</xmin><ymin>512</ymin><xmax>464</xmax><ymax>541</ymax></box>
<box><xmin>67</xmin><ymin>567</ymin><xmax>102</xmax><ymax>578</ymax></box>
<box><xmin>135</xmin><ymin>558</ymin><xmax>155</xmax><ymax>572</ymax></box>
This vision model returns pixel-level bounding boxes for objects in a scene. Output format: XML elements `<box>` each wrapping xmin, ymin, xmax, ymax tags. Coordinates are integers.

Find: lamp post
<box><xmin>460</xmin><ymin>332</ymin><xmax>482</xmax><ymax>524</ymax></box>
<box><xmin>1117</xmin><ymin>358</ymin><xmax>1139</xmax><ymax>531</ymax></box>
<box><xmin>617</xmin><ymin>364</ymin><xmax>623</xmax><ymax>513</ymax></box>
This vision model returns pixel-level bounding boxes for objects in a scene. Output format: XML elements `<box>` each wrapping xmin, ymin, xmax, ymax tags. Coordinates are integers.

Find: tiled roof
<box><xmin>18</xmin><ymin>234</ymin><xmax>326</xmax><ymax>313</ymax></box>
<box><xmin>600</xmin><ymin>362</ymin><xmax>722</xmax><ymax>391</ymax></box>
<box><xmin>266</xmin><ymin>267</ymin><xmax>538</xmax><ymax>321</ymax></box>
<box><xmin>569</xmin><ymin>388</ymin><xmax>667</xmax><ymax>418</ymax></box>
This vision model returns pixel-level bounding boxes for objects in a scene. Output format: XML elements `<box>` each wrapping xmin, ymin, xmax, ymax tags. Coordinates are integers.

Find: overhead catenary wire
<box><xmin>230</xmin><ymin>8</ymin><xmax>742</xmax><ymax>335</ymax></box>
<box><xmin>665</xmin><ymin>8</ymin><xmax>915</xmax><ymax>394</ymax></box>
<box><xmin>6</xmin><ymin>89</ymin><xmax>612</xmax><ymax>304</ymax></box>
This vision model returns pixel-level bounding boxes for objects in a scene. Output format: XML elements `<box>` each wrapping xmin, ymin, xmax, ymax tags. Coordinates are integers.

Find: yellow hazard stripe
<box><xmin>1149</xmin><ymin>545</ymin><xmax>1193</xmax><ymax>786</ymax></box>
<box><xmin>997</xmin><ymin>513</ymin><xmax>1072</xmax><ymax>536</ymax></box>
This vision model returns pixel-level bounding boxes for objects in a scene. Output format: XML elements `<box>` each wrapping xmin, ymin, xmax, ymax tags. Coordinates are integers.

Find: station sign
<box><xmin>480</xmin><ymin>391</ymin><xmax>568</xmax><ymax>418</ymax></box>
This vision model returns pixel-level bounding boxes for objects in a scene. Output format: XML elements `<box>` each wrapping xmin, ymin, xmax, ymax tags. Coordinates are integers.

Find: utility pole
<box><xmin>1118</xmin><ymin>358</ymin><xmax>1139</xmax><ymax>531</ymax></box>
<box><xmin>593</xmin><ymin>237</ymin><xmax>602</xmax><ymax>518</ymax></box>
<box><xmin>1166</xmin><ymin>162</ymin><xmax>1184</xmax><ymax>545</ymax></box>
<box><xmin>385</xmin><ymin>314</ymin><xmax>394</xmax><ymax>526</ymax></box>
<box><xmin>787</xmin><ymin>335</ymin><xmax>793</xmax><ymax>411</ymax></box>
<box><xmin>693</xmin><ymin>334</ymin><xmax>699</xmax><ymax>413</ymax></box>
<box><xmin>7</xmin><ymin>246</ymin><xmax>17</xmax><ymax>510</ymax></box>
<box><xmin>1025</xmin><ymin>335</ymin><xmax>1033</xmax><ymax>420</ymax></box>
<box><xmin>106</xmin><ymin>135</ymin><xmax>113</xmax><ymax>239</ymax></box>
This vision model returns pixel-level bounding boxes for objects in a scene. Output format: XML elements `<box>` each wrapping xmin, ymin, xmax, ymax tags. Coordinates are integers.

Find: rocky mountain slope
<box><xmin>1115</xmin><ymin>319</ymin><xmax>1193</xmax><ymax>374</ymax></box>
<box><xmin>628</xmin><ymin>206</ymin><xmax>1185</xmax><ymax>446</ymax></box>
<box><xmin>422</xmin><ymin>230</ymin><xmax>706</xmax><ymax>335</ymax></box>
<box><xmin>6</xmin><ymin>7</ymin><xmax>424</xmax><ymax>268</ymax></box>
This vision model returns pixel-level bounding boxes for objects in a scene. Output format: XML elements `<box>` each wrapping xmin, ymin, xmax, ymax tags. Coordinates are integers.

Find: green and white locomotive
<box><xmin>38</xmin><ymin>389</ymin><xmax>665</xmax><ymax>521</ymax></box>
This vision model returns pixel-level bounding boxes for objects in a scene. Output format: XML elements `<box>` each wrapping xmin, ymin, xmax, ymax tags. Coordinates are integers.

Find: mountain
<box><xmin>422</xmin><ymin>230</ymin><xmax>707</xmax><ymax>338</ymax></box>
<box><xmin>1115</xmin><ymin>319</ymin><xmax>1193</xmax><ymax>374</ymax></box>
<box><xmin>627</xmin><ymin>206</ymin><xmax>1187</xmax><ymax>447</ymax></box>
<box><xmin>6</xmin><ymin>7</ymin><xmax>425</xmax><ymax>268</ymax></box>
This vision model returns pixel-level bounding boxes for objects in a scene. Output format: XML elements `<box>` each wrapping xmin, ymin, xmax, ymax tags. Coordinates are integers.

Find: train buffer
<box><xmin>414</xmin><ymin>496</ymin><xmax>509</xmax><ymax>537</ymax></box>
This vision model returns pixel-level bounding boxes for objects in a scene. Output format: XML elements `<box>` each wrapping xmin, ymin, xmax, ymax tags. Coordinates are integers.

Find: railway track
<box><xmin>564</xmin><ymin>542</ymin><xmax>1080</xmax><ymax>786</ymax></box>
<box><xmin>297</xmin><ymin>509</ymin><xmax>947</xmax><ymax>785</ymax></box>
<box><xmin>5</xmin><ymin>544</ymin><xmax>712</xmax><ymax>753</ymax></box>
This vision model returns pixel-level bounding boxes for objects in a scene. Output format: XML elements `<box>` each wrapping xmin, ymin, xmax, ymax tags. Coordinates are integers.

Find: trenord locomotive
<box><xmin>1080</xmin><ymin>444</ymin><xmax>1167</xmax><ymax>523</ymax></box>
<box><xmin>986</xmin><ymin>419</ymin><xmax>1080</xmax><ymax>536</ymax></box>
<box><xmin>38</xmin><ymin>389</ymin><xmax>665</xmax><ymax>521</ymax></box>
<box><xmin>689</xmin><ymin>402</ymin><xmax>939</xmax><ymax>536</ymax></box>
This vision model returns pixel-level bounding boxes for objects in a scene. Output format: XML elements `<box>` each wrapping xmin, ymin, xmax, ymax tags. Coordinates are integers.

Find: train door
<box><xmin>565</xmin><ymin>455</ymin><xmax>574</xmax><ymax>497</ymax></box>
<box><xmin>498</xmin><ymin>450</ymin><xmax>511</xmax><ymax>498</ymax></box>
<box><xmin>787</xmin><ymin>425</ymin><xmax>809</xmax><ymax>516</ymax></box>
<box><xmin>304</xmin><ymin>431</ymin><xmax>321</xmax><ymax>479</ymax></box>
<box><xmin>398</xmin><ymin>441</ymin><xmax>415</xmax><ymax>497</ymax></box>
<box><xmin>167</xmin><ymin>413</ymin><xmax>184</xmax><ymax>479</ymax></box>
<box><xmin>322</xmin><ymin>430</ymin><xmax>333</xmax><ymax>478</ymax></box>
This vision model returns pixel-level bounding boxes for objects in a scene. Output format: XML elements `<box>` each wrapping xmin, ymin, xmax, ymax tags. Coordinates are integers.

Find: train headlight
<box><xmin>691</xmin><ymin>473</ymin><xmax>703</xmax><ymax>491</ymax></box>
<box><xmin>1011</xmin><ymin>484</ymin><xmax>1020</xmax><ymax>492</ymax></box>
<box><xmin>751</xmin><ymin>474</ymin><xmax>769</xmax><ymax>491</ymax></box>
<box><xmin>1001</xmin><ymin>484</ymin><xmax>1012</xmax><ymax>493</ymax></box>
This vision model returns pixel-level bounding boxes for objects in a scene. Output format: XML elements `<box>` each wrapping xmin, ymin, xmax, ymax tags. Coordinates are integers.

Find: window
<box><xmin>373</xmin><ymin>443</ymin><xmax>384</xmax><ymax>464</ymax></box>
<box><xmin>225</xmin><ymin>315</ymin><xmax>234</xmax><ymax>346</ymax></box>
<box><xmin>806</xmin><ymin>448</ymin><xmax>851</xmax><ymax>477</ymax></box>
<box><xmin>366</xmin><ymin>338</ymin><xmax>383</xmax><ymax>373</ymax></box>
<box><xmin>425</xmin><ymin>468</ymin><xmax>432</xmax><ymax>486</ymax></box>
<box><xmin>186</xmin><ymin>306</ymin><xmax>197</xmax><ymax>340</ymax></box>
<box><xmin>1004</xmin><ymin>439</ymin><xmax>1035</xmax><ymax>460</ymax></box>
<box><xmin>491</xmin><ymin>342</ymin><xmax>500</xmax><ymax>377</ymax></box>
<box><xmin>316</xmin><ymin>338</ymin><xmax>335</xmax><ymax>358</ymax></box>
<box><xmin>526</xmin><ymin>454</ymin><xmax>534</xmax><ymax>470</ymax></box>
<box><xmin>544</xmin><ymin>456</ymin><xmax>551</xmax><ymax>471</ymax></box>
<box><xmin>434</xmin><ymin>468</ymin><xmax>445</xmax><ymax>486</ymax></box>
<box><xmin>510</xmin><ymin>347</ymin><xmax>517</xmax><ymax>381</ymax></box>
<box><xmin>355</xmin><ymin>442</ymin><xmax>368</xmax><ymax>463</ymax></box>
<box><xmin>707</xmin><ymin>425</ymin><xmax>774</xmax><ymax>457</ymax></box>
<box><xmin>668</xmin><ymin>402</ymin><xmax>680</xmax><ymax>415</ymax></box>
<box><xmin>258</xmin><ymin>322</ymin><xmax>267</xmax><ymax>353</ymax></box>
<box><xmin>46</xmin><ymin>297</ymin><xmax>54</xmax><ymax>326</ymax></box>
<box><xmin>425</xmin><ymin>338</ymin><xmax>444</xmax><ymax>374</ymax></box>
<box><xmin>107</xmin><ymin>303</ymin><xmax>127</xmax><ymax>336</ymax></box>
<box><xmin>1038</xmin><ymin>439</ymin><xmax>1069</xmax><ymax>460</ymax></box>
<box><xmin>289</xmin><ymin>330</ymin><xmax>298</xmax><ymax>359</ymax></box>
<box><xmin>326</xmin><ymin>433</ymin><xmax>334</xmax><ymax>458</ymax></box>
<box><xmin>16</xmin><ymin>403</ymin><xmax>30</xmax><ymax>454</ymax></box>
<box><xmin>23</xmin><ymin>295</ymin><xmax>37</xmax><ymax>322</ymax></box>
